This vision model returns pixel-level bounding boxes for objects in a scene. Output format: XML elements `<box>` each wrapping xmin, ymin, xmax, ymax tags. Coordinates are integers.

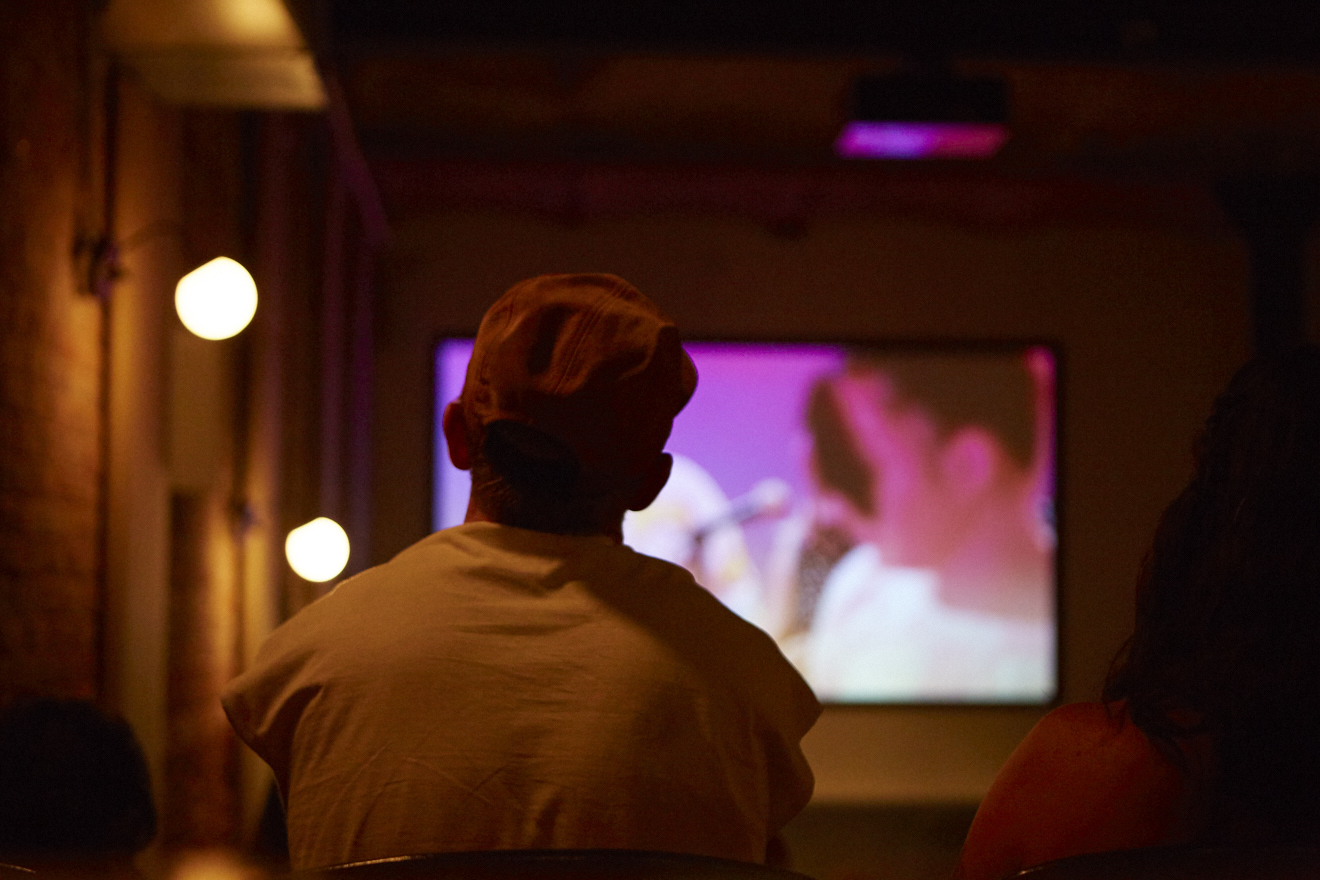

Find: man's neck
<box><xmin>463</xmin><ymin>498</ymin><xmax>625</xmax><ymax>543</ymax></box>
<box><xmin>935</xmin><ymin>499</ymin><xmax>1052</xmax><ymax>621</ymax></box>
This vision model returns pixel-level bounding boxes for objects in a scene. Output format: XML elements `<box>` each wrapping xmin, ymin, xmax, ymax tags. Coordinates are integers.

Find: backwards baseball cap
<box><xmin>461</xmin><ymin>274</ymin><xmax>698</xmax><ymax>476</ymax></box>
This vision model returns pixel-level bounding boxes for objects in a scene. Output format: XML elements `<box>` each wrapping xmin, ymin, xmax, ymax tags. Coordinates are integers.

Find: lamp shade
<box><xmin>175</xmin><ymin>257</ymin><xmax>258</xmax><ymax>339</ymax></box>
<box><xmin>285</xmin><ymin>517</ymin><xmax>350</xmax><ymax>583</ymax></box>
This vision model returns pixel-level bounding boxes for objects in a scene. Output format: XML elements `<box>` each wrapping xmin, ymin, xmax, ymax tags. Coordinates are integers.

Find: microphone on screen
<box><xmin>692</xmin><ymin>478</ymin><xmax>793</xmax><ymax>543</ymax></box>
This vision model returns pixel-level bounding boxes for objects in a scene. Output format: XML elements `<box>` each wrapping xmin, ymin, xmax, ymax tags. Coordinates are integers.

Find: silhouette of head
<box><xmin>0</xmin><ymin>699</ymin><xmax>156</xmax><ymax>860</ymax></box>
<box><xmin>1107</xmin><ymin>344</ymin><xmax>1320</xmax><ymax>842</ymax></box>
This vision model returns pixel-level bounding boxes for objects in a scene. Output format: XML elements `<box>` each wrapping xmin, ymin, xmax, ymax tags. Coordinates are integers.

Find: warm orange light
<box><xmin>285</xmin><ymin>517</ymin><xmax>350</xmax><ymax>582</ymax></box>
<box><xmin>175</xmin><ymin>257</ymin><xmax>257</xmax><ymax>339</ymax></box>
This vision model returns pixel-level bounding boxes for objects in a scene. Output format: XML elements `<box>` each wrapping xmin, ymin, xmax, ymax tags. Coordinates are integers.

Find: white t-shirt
<box><xmin>805</xmin><ymin>544</ymin><xmax>1054</xmax><ymax>703</ymax></box>
<box><xmin>222</xmin><ymin>522</ymin><xmax>820</xmax><ymax>870</ymax></box>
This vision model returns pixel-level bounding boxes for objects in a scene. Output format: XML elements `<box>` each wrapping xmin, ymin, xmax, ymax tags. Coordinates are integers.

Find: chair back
<box><xmin>1014</xmin><ymin>846</ymin><xmax>1320</xmax><ymax>880</ymax></box>
<box><xmin>0</xmin><ymin>861</ymin><xmax>142</xmax><ymax>879</ymax></box>
<box><xmin>297</xmin><ymin>850</ymin><xmax>814</xmax><ymax>880</ymax></box>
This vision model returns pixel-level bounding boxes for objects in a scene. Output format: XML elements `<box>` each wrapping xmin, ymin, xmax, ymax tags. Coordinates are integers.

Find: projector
<box><xmin>836</xmin><ymin>73</ymin><xmax>1010</xmax><ymax>160</ymax></box>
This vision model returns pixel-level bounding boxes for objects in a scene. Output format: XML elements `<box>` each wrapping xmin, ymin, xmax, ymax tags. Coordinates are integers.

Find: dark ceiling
<box><xmin>323</xmin><ymin>0</ymin><xmax>1320</xmax><ymax>234</ymax></box>
<box><xmin>328</xmin><ymin>1</ymin><xmax>1320</xmax><ymax>64</ymax></box>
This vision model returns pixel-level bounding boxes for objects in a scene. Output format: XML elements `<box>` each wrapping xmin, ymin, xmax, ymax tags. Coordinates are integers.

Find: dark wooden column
<box><xmin>1217</xmin><ymin>176</ymin><xmax>1320</xmax><ymax>356</ymax></box>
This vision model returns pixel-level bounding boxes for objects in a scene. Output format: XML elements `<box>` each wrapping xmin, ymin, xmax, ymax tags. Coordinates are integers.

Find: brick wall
<box><xmin>1</xmin><ymin>1</ymin><xmax>340</xmax><ymax>855</ymax></box>
<box><xmin>0</xmin><ymin>0</ymin><xmax>103</xmax><ymax>707</ymax></box>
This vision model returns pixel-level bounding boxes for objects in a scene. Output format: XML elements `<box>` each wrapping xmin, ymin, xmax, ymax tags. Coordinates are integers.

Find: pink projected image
<box><xmin>434</xmin><ymin>341</ymin><xmax>1057</xmax><ymax>704</ymax></box>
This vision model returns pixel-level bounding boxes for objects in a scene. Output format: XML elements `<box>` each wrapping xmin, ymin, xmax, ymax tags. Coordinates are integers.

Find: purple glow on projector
<box><xmin>835</xmin><ymin>121</ymin><xmax>1009</xmax><ymax>159</ymax></box>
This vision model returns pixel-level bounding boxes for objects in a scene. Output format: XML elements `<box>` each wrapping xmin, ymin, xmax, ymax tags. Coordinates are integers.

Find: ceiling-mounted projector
<box><xmin>835</xmin><ymin>73</ymin><xmax>1010</xmax><ymax>160</ymax></box>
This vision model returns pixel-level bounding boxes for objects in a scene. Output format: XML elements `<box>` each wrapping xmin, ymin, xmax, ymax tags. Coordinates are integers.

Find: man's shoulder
<box><xmin>243</xmin><ymin>529</ymin><xmax>471</xmax><ymax>649</ymax></box>
<box><xmin>283</xmin><ymin>522</ymin><xmax>812</xmax><ymax>699</ymax></box>
<box><xmin>995</xmin><ymin>701</ymin><xmax>1187</xmax><ymax>806</ymax></box>
<box><xmin>621</xmin><ymin>548</ymin><xmax>821</xmax><ymax>728</ymax></box>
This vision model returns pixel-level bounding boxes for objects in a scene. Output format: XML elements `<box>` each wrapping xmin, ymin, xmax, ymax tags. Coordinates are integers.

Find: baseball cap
<box><xmin>461</xmin><ymin>274</ymin><xmax>698</xmax><ymax>476</ymax></box>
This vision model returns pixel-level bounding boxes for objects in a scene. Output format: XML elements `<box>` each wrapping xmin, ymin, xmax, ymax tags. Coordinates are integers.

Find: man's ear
<box><xmin>442</xmin><ymin>402</ymin><xmax>472</xmax><ymax>471</ymax></box>
<box><xmin>940</xmin><ymin>427</ymin><xmax>997</xmax><ymax>498</ymax></box>
<box><xmin>625</xmin><ymin>452</ymin><xmax>673</xmax><ymax>512</ymax></box>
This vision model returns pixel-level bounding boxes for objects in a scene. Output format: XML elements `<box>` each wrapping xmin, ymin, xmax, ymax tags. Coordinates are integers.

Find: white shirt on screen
<box><xmin>805</xmin><ymin>543</ymin><xmax>1053</xmax><ymax>703</ymax></box>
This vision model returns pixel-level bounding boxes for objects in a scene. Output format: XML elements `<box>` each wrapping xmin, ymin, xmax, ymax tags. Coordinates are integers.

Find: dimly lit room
<box><xmin>4</xmin><ymin>2</ymin><xmax>1320</xmax><ymax>879</ymax></box>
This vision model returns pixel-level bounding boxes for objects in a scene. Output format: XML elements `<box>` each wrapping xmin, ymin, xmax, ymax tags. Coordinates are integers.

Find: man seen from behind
<box><xmin>222</xmin><ymin>274</ymin><xmax>821</xmax><ymax>870</ymax></box>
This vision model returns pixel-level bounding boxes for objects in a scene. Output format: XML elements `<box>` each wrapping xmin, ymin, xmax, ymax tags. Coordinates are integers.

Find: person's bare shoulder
<box><xmin>955</xmin><ymin>702</ymin><xmax>1194</xmax><ymax>880</ymax></box>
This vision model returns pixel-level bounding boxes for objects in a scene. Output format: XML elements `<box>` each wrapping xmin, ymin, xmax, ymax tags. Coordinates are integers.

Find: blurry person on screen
<box><xmin>758</xmin><ymin>375</ymin><xmax>874</xmax><ymax>666</ymax></box>
<box><xmin>804</xmin><ymin>351</ymin><xmax>1055</xmax><ymax>701</ymax></box>
<box><xmin>621</xmin><ymin>454</ymin><xmax>770</xmax><ymax>625</ymax></box>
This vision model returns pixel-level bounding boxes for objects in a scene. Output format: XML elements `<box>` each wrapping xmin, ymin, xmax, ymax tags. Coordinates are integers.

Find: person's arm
<box><xmin>955</xmin><ymin>702</ymin><xmax>1195</xmax><ymax>880</ymax></box>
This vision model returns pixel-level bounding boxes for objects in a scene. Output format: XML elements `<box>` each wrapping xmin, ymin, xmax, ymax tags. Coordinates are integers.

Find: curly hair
<box><xmin>1104</xmin><ymin>344</ymin><xmax>1320</xmax><ymax>843</ymax></box>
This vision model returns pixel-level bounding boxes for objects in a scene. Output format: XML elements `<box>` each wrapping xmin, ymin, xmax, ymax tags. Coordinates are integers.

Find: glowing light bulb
<box><xmin>175</xmin><ymin>257</ymin><xmax>258</xmax><ymax>340</ymax></box>
<box><xmin>285</xmin><ymin>517</ymin><xmax>350</xmax><ymax>583</ymax></box>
